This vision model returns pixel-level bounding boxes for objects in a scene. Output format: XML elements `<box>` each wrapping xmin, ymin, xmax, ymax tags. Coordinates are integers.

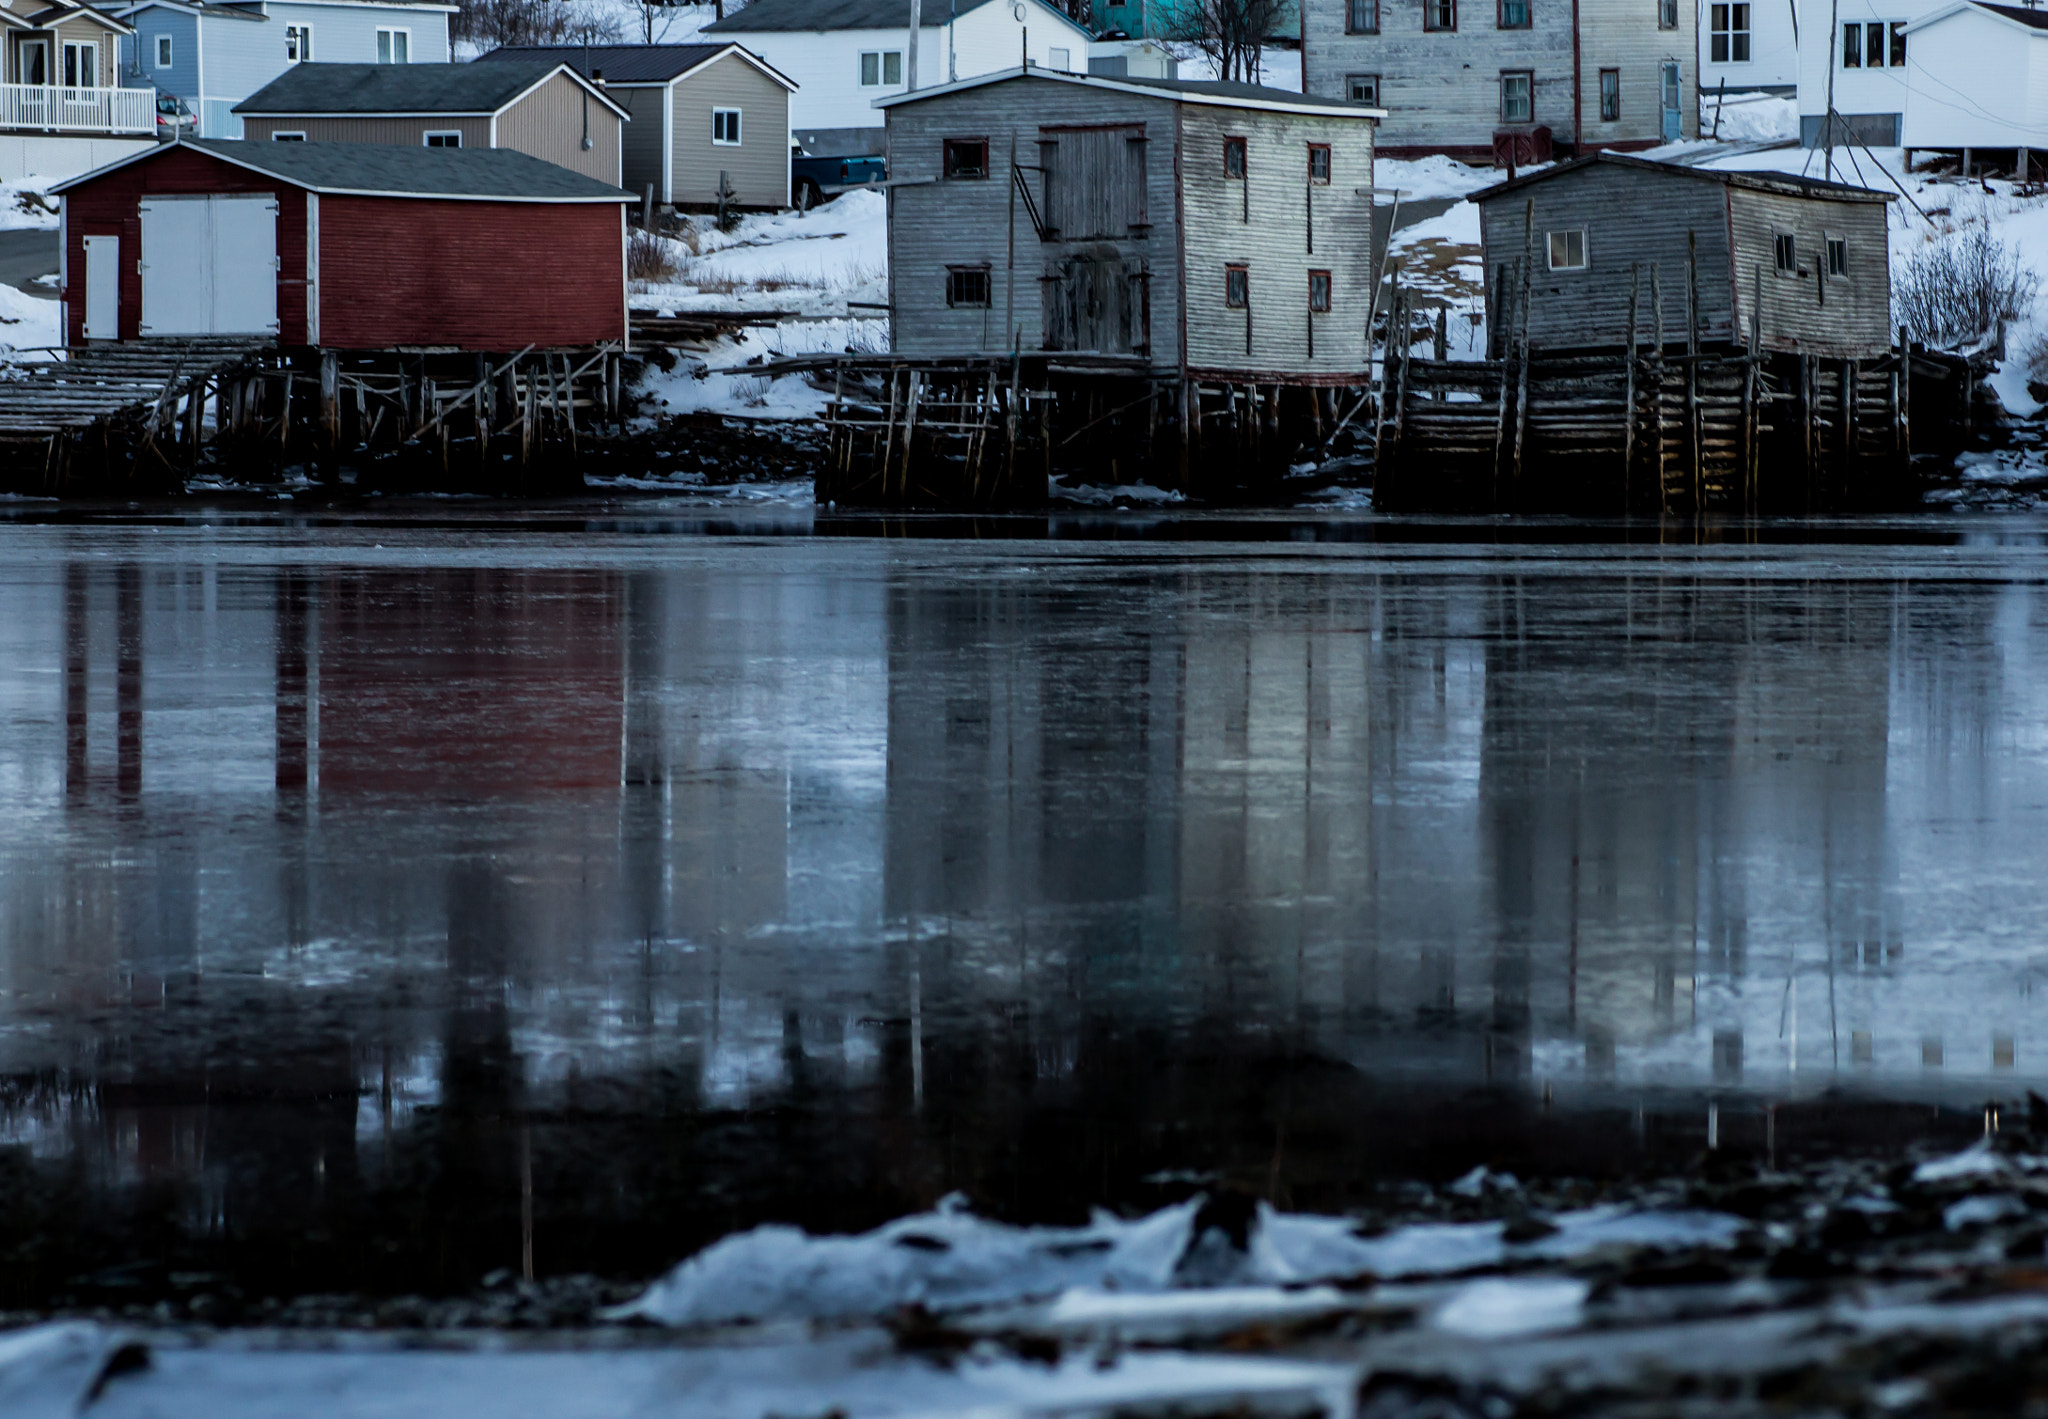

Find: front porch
<box><xmin>0</xmin><ymin>82</ymin><xmax>153</xmax><ymax>135</ymax></box>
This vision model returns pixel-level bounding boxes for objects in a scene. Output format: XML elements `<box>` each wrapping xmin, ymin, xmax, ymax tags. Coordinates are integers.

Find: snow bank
<box><xmin>688</xmin><ymin>190</ymin><xmax>887</xmax><ymax>290</ymax></box>
<box><xmin>0</xmin><ymin>282</ymin><xmax>60</xmax><ymax>366</ymax></box>
<box><xmin>1376</xmin><ymin>155</ymin><xmax>1513</xmax><ymax>201</ymax></box>
<box><xmin>633</xmin><ymin>317</ymin><xmax>884</xmax><ymax>421</ymax></box>
<box><xmin>1699</xmin><ymin>92</ymin><xmax>1799</xmax><ymax>144</ymax></box>
<box><xmin>618</xmin><ymin>1195</ymin><xmax>1747</xmax><ymax>1328</ymax></box>
<box><xmin>0</xmin><ymin>178</ymin><xmax>58</xmax><ymax>233</ymax></box>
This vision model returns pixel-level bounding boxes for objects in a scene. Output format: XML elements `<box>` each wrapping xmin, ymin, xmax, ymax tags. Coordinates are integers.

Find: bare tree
<box><xmin>454</xmin><ymin>0</ymin><xmax>621</xmax><ymax>49</ymax></box>
<box><xmin>1161</xmin><ymin>0</ymin><xmax>1284</xmax><ymax>83</ymax></box>
<box><xmin>1048</xmin><ymin>0</ymin><xmax>1095</xmax><ymax>27</ymax></box>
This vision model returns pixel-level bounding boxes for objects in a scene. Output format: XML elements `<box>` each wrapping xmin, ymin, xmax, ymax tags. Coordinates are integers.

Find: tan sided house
<box><xmin>1</xmin><ymin>0</ymin><xmax>153</xmax><ymax>178</ymax></box>
<box><xmin>477</xmin><ymin>43</ymin><xmax>794</xmax><ymax>212</ymax></box>
<box><xmin>232</xmin><ymin>60</ymin><xmax>626</xmax><ymax>185</ymax></box>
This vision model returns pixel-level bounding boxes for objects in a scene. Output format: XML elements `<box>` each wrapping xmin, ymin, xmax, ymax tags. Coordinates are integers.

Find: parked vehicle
<box><xmin>155</xmin><ymin>93</ymin><xmax>196</xmax><ymax>138</ymax></box>
<box><xmin>790</xmin><ymin>149</ymin><xmax>885</xmax><ymax>210</ymax></box>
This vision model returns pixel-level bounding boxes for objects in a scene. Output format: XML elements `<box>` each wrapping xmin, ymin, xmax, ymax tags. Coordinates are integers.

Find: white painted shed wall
<box><xmin>1898</xmin><ymin>9</ymin><xmax>2048</xmax><ymax>148</ymax></box>
<box><xmin>1795</xmin><ymin>0</ymin><xmax>1928</xmax><ymax>132</ymax></box>
<box><xmin>1698</xmin><ymin>0</ymin><xmax>1797</xmax><ymax>94</ymax></box>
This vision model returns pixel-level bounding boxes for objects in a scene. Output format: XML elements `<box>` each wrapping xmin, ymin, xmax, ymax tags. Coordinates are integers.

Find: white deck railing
<box><xmin>0</xmin><ymin>85</ymin><xmax>155</xmax><ymax>136</ymax></box>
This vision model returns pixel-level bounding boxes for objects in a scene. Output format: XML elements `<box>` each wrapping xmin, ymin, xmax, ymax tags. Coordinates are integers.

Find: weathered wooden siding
<box><xmin>60</xmin><ymin>145</ymin><xmax>311</xmax><ymax>345</ymax></box>
<box><xmin>1479</xmin><ymin>165</ymin><xmax>1735</xmax><ymax>349</ymax></box>
<box><xmin>671</xmin><ymin>55</ymin><xmax>789</xmax><ymax>208</ymax></box>
<box><xmin>318</xmin><ymin>195</ymin><xmax>623</xmax><ymax>349</ymax></box>
<box><xmin>1578</xmin><ymin>0</ymin><xmax>1697</xmax><ymax>147</ymax></box>
<box><xmin>1728</xmin><ymin>188</ymin><xmax>1891</xmax><ymax>357</ymax></box>
<box><xmin>241</xmin><ymin>115</ymin><xmax>493</xmax><ymax>147</ymax></box>
<box><xmin>1304</xmin><ymin>0</ymin><xmax>1576</xmax><ymax>151</ymax></box>
<box><xmin>1179</xmin><ymin>103</ymin><xmax>1376</xmax><ymax>379</ymax></box>
<box><xmin>886</xmin><ymin>81</ymin><xmax>1183</xmax><ymax>369</ymax></box>
<box><xmin>498</xmin><ymin>70</ymin><xmax>623</xmax><ymax>184</ymax></box>
<box><xmin>1304</xmin><ymin>0</ymin><xmax>1694</xmax><ymax>151</ymax></box>
<box><xmin>609</xmin><ymin>83</ymin><xmax>668</xmax><ymax>202</ymax></box>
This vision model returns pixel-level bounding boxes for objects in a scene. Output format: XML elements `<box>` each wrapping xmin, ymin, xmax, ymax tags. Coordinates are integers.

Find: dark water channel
<box><xmin>4</xmin><ymin>505</ymin><xmax>2047</xmax><ymax>1307</ymax></box>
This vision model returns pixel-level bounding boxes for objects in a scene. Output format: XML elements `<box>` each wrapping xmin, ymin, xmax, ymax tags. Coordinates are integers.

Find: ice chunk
<box><xmin>1435</xmin><ymin>1277</ymin><xmax>1591</xmax><ymax>1338</ymax></box>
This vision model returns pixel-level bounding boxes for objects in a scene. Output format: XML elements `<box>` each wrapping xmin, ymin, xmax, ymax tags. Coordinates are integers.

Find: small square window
<box><xmin>1500</xmin><ymin>71</ymin><xmax>1532</xmax><ymax>124</ymax></box>
<box><xmin>1598</xmin><ymin>68</ymin><xmax>1619</xmax><ymax>121</ymax></box>
<box><xmin>713</xmin><ymin>108</ymin><xmax>741</xmax><ymax>144</ymax></box>
<box><xmin>943</xmin><ymin>137</ymin><xmax>989</xmax><ymax>179</ymax></box>
<box><xmin>1308</xmin><ymin>269</ymin><xmax>1331</xmax><ymax>312</ymax></box>
<box><xmin>1223</xmin><ymin>136</ymin><xmax>1246</xmax><ymax>178</ymax></box>
<box><xmin>1307</xmin><ymin>144</ymin><xmax>1331</xmax><ymax>184</ymax></box>
<box><xmin>1547</xmin><ymin>228</ymin><xmax>1587</xmax><ymax>270</ymax></box>
<box><xmin>1346</xmin><ymin>0</ymin><xmax>1378</xmax><ymax>30</ymax></box>
<box><xmin>1499</xmin><ymin>0</ymin><xmax>1529</xmax><ymax>27</ymax></box>
<box><xmin>860</xmin><ymin>50</ymin><xmax>903</xmax><ymax>85</ymax></box>
<box><xmin>1425</xmin><ymin>0</ymin><xmax>1455</xmax><ymax>28</ymax></box>
<box><xmin>1826</xmin><ymin>234</ymin><xmax>1846</xmax><ymax>277</ymax></box>
<box><xmin>1347</xmin><ymin>74</ymin><xmax>1379</xmax><ymax>105</ymax></box>
<box><xmin>423</xmin><ymin>131</ymin><xmax>461</xmax><ymax>148</ymax></box>
<box><xmin>155</xmin><ymin>34</ymin><xmax>173</xmax><ymax>67</ymax></box>
<box><xmin>1225</xmin><ymin>265</ymin><xmax>1248</xmax><ymax>308</ymax></box>
<box><xmin>947</xmin><ymin>266</ymin><xmax>991</xmax><ymax>308</ymax></box>
<box><xmin>376</xmin><ymin>28</ymin><xmax>408</xmax><ymax>63</ymax></box>
<box><xmin>1774</xmin><ymin>231</ymin><xmax>1797</xmax><ymax>274</ymax></box>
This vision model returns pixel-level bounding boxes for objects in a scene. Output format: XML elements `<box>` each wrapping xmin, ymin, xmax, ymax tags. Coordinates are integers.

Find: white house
<box><xmin>1794</xmin><ymin>0</ymin><xmax>1924</xmax><ymax>144</ymax></box>
<box><xmin>703</xmin><ymin>0</ymin><xmax>1095</xmax><ymax>155</ymax></box>
<box><xmin>1698</xmin><ymin>0</ymin><xmax>1797</xmax><ymax>97</ymax></box>
<box><xmin>1898</xmin><ymin>2</ymin><xmax>2048</xmax><ymax>159</ymax></box>
<box><xmin>1087</xmin><ymin>35</ymin><xmax>1178</xmax><ymax>79</ymax></box>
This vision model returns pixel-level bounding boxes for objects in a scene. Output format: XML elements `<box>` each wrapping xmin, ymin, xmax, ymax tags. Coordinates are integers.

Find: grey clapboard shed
<box><xmin>878</xmin><ymin>68</ymin><xmax>1384</xmax><ymax>383</ymax></box>
<box><xmin>477</xmin><ymin>44</ymin><xmax>796</xmax><ymax>210</ymax></box>
<box><xmin>1475</xmin><ymin>153</ymin><xmax>1895</xmax><ymax>359</ymax></box>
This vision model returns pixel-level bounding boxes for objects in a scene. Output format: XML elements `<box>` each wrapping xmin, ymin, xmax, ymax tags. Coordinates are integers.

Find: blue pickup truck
<box><xmin>790</xmin><ymin>150</ymin><xmax>887</xmax><ymax>211</ymax></box>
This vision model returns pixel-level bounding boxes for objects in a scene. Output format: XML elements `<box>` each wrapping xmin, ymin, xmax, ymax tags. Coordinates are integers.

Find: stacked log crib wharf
<box><xmin>790</xmin><ymin>353</ymin><xmax>1367</xmax><ymax>508</ymax></box>
<box><xmin>0</xmin><ymin>344</ymin><xmax>629</xmax><ymax>496</ymax></box>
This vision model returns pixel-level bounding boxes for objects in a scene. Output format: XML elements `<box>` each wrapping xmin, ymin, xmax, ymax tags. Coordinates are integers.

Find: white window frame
<box><xmin>422</xmin><ymin>130</ymin><xmax>462</xmax><ymax>147</ymax></box>
<box><xmin>1346</xmin><ymin>73</ymin><xmax>1379</xmax><ymax>105</ymax></box>
<box><xmin>712</xmin><ymin>107</ymin><xmax>741</xmax><ymax>145</ymax></box>
<box><xmin>1546</xmin><ymin>227</ymin><xmax>1588</xmax><ymax>270</ymax></box>
<box><xmin>155</xmin><ymin>34</ymin><xmax>173</xmax><ymax>68</ymax></box>
<box><xmin>1824</xmin><ymin>231</ymin><xmax>1847</xmax><ymax>279</ymax></box>
<box><xmin>1709</xmin><ymin>2</ymin><xmax>1749</xmax><ymax>62</ymax></box>
<box><xmin>63</xmin><ymin>40</ymin><xmax>99</xmax><ymax>88</ymax></box>
<box><xmin>285</xmin><ymin>24</ymin><xmax>312</xmax><ymax>63</ymax></box>
<box><xmin>271</xmin><ymin>130</ymin><xmax>307</xmax><ymax>140</ymax></box>
<box><xmin>858</xmin><ymin>50</ymin><xmax>902</xmax><ymax>86</ymax></box>
<box><xmin>376</xmin><ymin>27</ymin><xmax>411</xmax><ymax>63</ymax></box>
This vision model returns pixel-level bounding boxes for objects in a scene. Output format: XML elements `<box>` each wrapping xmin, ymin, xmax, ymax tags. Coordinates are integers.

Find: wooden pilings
<box><xmin>1375</xmin><ymin>336</ymin><xmax>1975</xmax><ymax>515</ymax></box>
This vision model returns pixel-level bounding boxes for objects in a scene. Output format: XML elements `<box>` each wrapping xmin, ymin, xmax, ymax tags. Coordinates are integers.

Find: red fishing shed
<box><xmin>52</xmin><ymin>137</ymin><xmax>632</xmax><ymax>351</ymax></box>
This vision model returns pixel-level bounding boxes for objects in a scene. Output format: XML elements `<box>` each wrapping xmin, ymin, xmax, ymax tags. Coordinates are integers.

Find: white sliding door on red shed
<box><xmin>139</xmin><ymin>195</ymin><xmax>281</xmax><ymax>338</ymax></box>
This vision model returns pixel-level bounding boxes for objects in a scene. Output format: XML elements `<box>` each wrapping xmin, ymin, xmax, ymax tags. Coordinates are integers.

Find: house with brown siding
<box><xmin>878</xmin><ymin>69</ymin><xmax>1383</xmax><ymax>384</ymax></box>
<box><xmin>477</xmin><ymin>43</ymin><xmax>795</xmax><ymax>212</ymax></box>
<box><xmin>1474</xmin><ymin>154</ymin><xmax>1894</xmax><ymax>357</ymax></box>
<box><xmin>233</xmin><ymin>59</ymin><xmax>627</xmax><ymax>185</ymax></box>
<box><xmin>1303</xmin><ymin>0</ymin><xmax>1696</xmax><ymax>159</ymax></box>
<box><xmin>52</xmin><ymin>136</ymin><xmax>630</xmax><ymax>348</ymax></box>
<box><xmin>1</xmin><ymin>0</ymin><xmax>155</xmax><ymax>177</ymax></box>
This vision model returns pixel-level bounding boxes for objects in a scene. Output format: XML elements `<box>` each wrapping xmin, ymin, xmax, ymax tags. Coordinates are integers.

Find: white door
<box><xmin>139</xmin><ymin>195</ymin><xmax>278</xmax><ymax>336</ymax></box>
<box><xmin>209</xmin><ymin>196</ymin><xmax>278</xmax><ymax>334</ymax></box>
<box><xmin>83</xmin><ymin>235</ymin><xmax>119</xmax><ymax>340</ymax></box>
<box><xmin>140</xmin><ymin>197</ymin><xmax>211</xmax><ymax>335</ymax></box>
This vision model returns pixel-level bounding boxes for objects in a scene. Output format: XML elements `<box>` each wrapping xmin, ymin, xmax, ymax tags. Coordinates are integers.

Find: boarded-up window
<box><xmin>1041</xmin><ymin>126</ymin><xmax>1147</xmax><ymax>240</ymax></box>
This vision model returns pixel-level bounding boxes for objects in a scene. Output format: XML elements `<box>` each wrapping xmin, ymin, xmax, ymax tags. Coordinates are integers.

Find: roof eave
<box><xmin>875</xmin><ymin>66</ymin><xmax>1385</xmax><ymax>118</ymax></box>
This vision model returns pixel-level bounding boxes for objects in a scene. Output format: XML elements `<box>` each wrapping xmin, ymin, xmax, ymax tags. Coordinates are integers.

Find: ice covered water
<box><xmin>3</xmin><ymin>507</ymin><xmax>2048</xmax><ymax>1302</ymax></box>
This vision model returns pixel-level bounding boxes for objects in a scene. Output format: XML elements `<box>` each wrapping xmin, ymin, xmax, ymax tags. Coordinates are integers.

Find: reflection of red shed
<box><xmin>52</xmin><ymin>138</ymin><xmax>631</xmax><ymax>351</ymax></box>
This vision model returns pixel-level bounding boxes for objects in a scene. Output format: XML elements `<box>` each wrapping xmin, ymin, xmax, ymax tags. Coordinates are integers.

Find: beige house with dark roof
<box><xmin>1</xmin><ymin>0</ymin><xmax>153</xmax><ymax>177</ymax></box>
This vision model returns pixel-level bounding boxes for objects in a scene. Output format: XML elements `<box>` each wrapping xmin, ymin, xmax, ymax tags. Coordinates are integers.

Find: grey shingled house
<box><xmin>880</xmin><ymin>69</ymin><xmax>1383</xmax><ymax>379</ymax></box>
<box><xmin>477</xmin><ymin>44</ymin><xmax>796</xmax><ymax>212</ymax></box>
<box><xmin>1475</xmin><ymin>154</ymin><xmax>1894</xmax><ymax>359</ymax></box>
<box><xmin>233</xmin><ymin>61</ymin><xmax>629</xmax><ymax>186</ymax></box>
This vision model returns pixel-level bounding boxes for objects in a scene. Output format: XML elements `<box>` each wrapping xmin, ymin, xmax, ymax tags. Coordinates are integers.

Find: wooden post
<box><xmin>1686</xmin><ymin>231</ymin><xmax>1700</xmax><ymax>514</ymax></box>
<box><xmin>318</xmin><ymin>351</ymin><xmax>340</xmax><ymax>457</ymax></box>
<box><xmin>1745</xmin><ymin>263</ymin><xmax>1761</xmax><ymax>513</ymax></box>
<box><xmin>1841</xmin><ymin>356</ymin><xmax>1856</xmax><ymax>502</ymax></box>
<box><xmin>1801</xmin><ymin>354</ymin><xmax>1816</xmax><ymax>510</ymax></box>
<box><xmin>1651</xmin><ymin>262</ymin><xmax>1666</xmax><ymax>510</ymax></box>
<box><xmin>1897</xmin><ymin>324</ymin><xmax>1912</xmax><ymax>463</ymax></box>
<box><xmin>1511</xmin><ymin>258</ymin><xmax>1530</xmax><ymax>498</ymax></box>
<box><xmin>1624</xmin><ymin>262</ymin><xmax>1639</xmax><ymax>510</ymax></box>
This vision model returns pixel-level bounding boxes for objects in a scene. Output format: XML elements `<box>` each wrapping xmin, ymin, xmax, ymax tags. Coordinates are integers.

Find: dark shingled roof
<box><xmin>707</xmin><ymin>0</ymin><xmax>1005</xmax><ymax>31</ymax></box>
<box><xmin>477</xmin><ymin>43</ymin><xmax>743</xmax><ymax>84</ymax></box>
<box><xmin>1475</xmin><ymin>151</ymin><xmax>1895</xmax><ymax>204</ymax></box>
<box><xmin>1979</xmin><ymin>2</ymin><xmax>2048</xmax><ymax>29</ymax></box>
<box><xmin>233</xmin><ymin>61</ymin><xmax>562</xmax><ymax>115</ymax></box>
<box><xmin>54</xmin><ymin>136</ymin><xmax>632</xmax><ymax>200</ymax></box>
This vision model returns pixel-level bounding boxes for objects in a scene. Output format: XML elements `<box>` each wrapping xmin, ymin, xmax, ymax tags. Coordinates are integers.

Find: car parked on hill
<box><xmin>790</xmin><ymin>149</ymin><xmax>885</xmax><ymax>210</ymax></box>
<box><xmin>155</xmin><ymin>93</ymin><xmax>197</xmax><ymax>138</ymax></box>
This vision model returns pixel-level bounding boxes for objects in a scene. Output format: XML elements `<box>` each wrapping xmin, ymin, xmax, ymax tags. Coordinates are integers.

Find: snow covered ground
<box><xmin>0</xmin><ymin>282</ymin><xmax>60</xmax><ymax>366</ymax></box>
<box><xmin>0</xmin><ymin>178</ymin><xmax>59</xmax><ymax>233</ymax></box>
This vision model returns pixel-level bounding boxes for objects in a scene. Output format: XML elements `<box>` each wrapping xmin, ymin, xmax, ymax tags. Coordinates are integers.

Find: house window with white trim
<box><xmin>423</xmin><ymin>131</ymin><xmax>461</xmax><ymax>147</ymax></box>
<box><xmin>1347</xmin><ymin>74</ymin><xmax>1379</xmax><ymax>104</ymax></box>
<box><xmin>713</xmin><ymin>108</ymin><xmax>741</xmax><ymax>144</ymax></box>
<box><xmin>859</xmin><ymin>50</ymin><xmax>902</xmax><ymax>86</ymax></box>
<box><xmin>1547</xmin><ymin>228</ymin><xmax>1587</xmax><ymax>270</ymax></box>
<box><xmin>285</xmin><ymin>24</ymin><xmax>312</xmax><ymax>62</ymax></box>
<box><xmin>272</xmin><ymin>131</ymin><xmax>306</xmax><ymax>140</ymax></box>
<box><xmin>155</xmin><ymin>34</ymin><xmax>173</xmax><ymax>68</ymax></box>
<box><xmin>1500</xmin><ymin>70</ymin><xmax>1532</xmax><ymax>123</ymax></box>
<box><xmin>376</xmin><ymin>28</ymin><xmax>410</xmax><ymax>63</ymax></box>
<box><xmin>1774</xmin><ymin>230</ymin><xmax>1797</xmax><ymax>274</ymax></box>
<box><xmin>1826</xmin><ymin>233</ymin><xmax>1847</xmax><ymax>278</ymax></box>
<box><xmin>1710</xmin><ymin>3</ymin><xmax>1748</xmax><ymax>62</ymax></box>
